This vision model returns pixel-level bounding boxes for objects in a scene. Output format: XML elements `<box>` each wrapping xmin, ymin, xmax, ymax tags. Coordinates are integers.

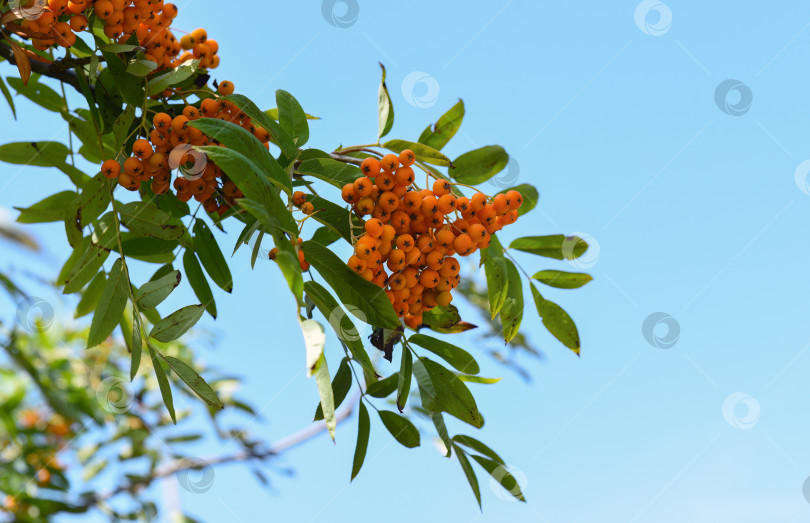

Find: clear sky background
<box><xmin>2</xmin><ymin>1</ymin><xmax>810</xmax><ymax>522</ymax></box>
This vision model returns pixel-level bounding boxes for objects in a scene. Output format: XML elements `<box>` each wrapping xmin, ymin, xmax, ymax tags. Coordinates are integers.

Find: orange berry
<box><xmin>439</xmin><ymin>257</ymin><xmax>460</xmax><ymax>277</ymax></box>
<box><xmin>378</xmin><ymin>191</ymin><xmax>399</xmax><ymax>212</ymax></box>
<box><xmin>341</xmin><ymin>183</ymin><xmax>358</xmax><ymax>203</ymax></box>
<box><xmin>469</xmin><ymin>223</ymin><xmax>487</xmax><ymax>242</ymax></box>
<box><xmin>506</xmin><ymin>190</ymin><xmax>524</xmax><ymax>210</ymax></box>
<box><xmin>387</xmin><ymin>249</ymin><xmax>406</xmax><ymax>271</ymax></box>
<box><xmin>435</xmin><ymin>228</ymin><xmax>455</xmax><ymax>249</ymax></box>
<box><xmin>437</xmin><ymin>193</ymin><xmax>456</xmax><ymax>214</ymax></box>
<box><xmin>360</xmin><ymin>157</ymin><xmax>381</xmax><ymax>177</ymax></box>
<box><xmin>421</xmin><ymin>196</ymin><xmax>439</xmax><ymax>216</ymax></box>
<box><xmin>301</xmin><ymin>202</ymin><xmax>315</xmax><ymax>215</ymax></box>
<box><xmin>456</xmin><ymin>196</ymin><xmax>471</xmax><ymax>213</ymax></box>
<box><xmin>477</xmin><ymin>204</ymin><xmax>497</xmax><ymax>226</ymax></box>
<box><xmin>399</xmin><ymin>149</ymin><xmax>415</xmax><ymax>167</ymax></box>
<box><xmin>376</xmin><ymin>171</ymin><xmax>395</xmax><ymax>190</ymax></box>
<box><xmin>381</xmin><ymin>224</ymin><xmax>397</xmax><ymax>242</ymax></box>
<box><xmin>492</xmin><ymin>193</ymin><xmax>509</xmax><ymax>215</ymax></box>
<box><xmin>348</xmin><ymin>255</ymin><xmax>366</xmax><ymax>274</ymax></box>
<box><xmin>470</xmin><ymin>192</ymin><xmax>487</xmax><ymax>211</ymax></box>
<box><xmin>153</xmin><ymin>112</ymin><xmax>171</xmax><ymax>129</ymax></box>
<box><xmin>353</xmin><ymin>176</ymin><xmax>373</xmax><ymax>197</ymax></box>
<box><xmin>292</xmin><ymin>191</ymin><xmax>307</xmax><ymax>206</ymax></box>
<box><xmin>432</xmin><ymin>179</ymin><xmax>451</xmax><ymax>196</ymax></box>
<box><xmin>419</xmin><ymin>269</ymin><xmax>440</xmax><ymax>288</ymax></box>
<box><xmin>132</xmin><ymin>138</ymin><xmax>153</xmax><ymax>160</ymax></box>
<box><xmin>171</xmin><ymin>115</ymin><xmax>189</xmax><ymax>134</ymax></box>
<box><xmin>356</xmin><ymin>197</ymin><xmax>374</xmax><ymax>215</ymax></box>
<box><xmin>101</xmin><ymin>159</ymin><xmax>120</xmax><ymax>179</ymax></box>
<box><xmin>426</xmin><ymin>250</ymin><xmax>445</xmax><ymax>270</ymax></box>
<box><xmin>394</xmin><ymin>166</ymin><xmax>414</xmax><ymax>186</ymax></box>
<box><xmin>69</xmin><ymin>14</ymin><xmax>87</xmax><ymax>31</ymax></box>
<box><xmin>436</xmin><ymin>290</ymin><xmax>453</xmax><ymax>307</ymax></box>
<box><xmin>395</xmin><ymin>234</ymin><xmax>414</xmax><ymax>251</ymax></box>
<box><xmin>416</xmin><ymin>235</ymin><xmax>434</xmax><ymax>253</ymax></box>
<box><xmin>364</xmin><ymin>218</ymin><xmax>385</xmax><ymax>238</ymax></box>
<box><xmin>453</xmin><ymin>233</ymin><xmax>473</xmax><ymax>256</ymax></box>
<box><xmin>218</xmin><ymin>80</ymin><xmax>234</xmax><ymax>95</ymax></box>
<box><xmin>380</xmin><ymin>154</ymin><xmax>399</xmax><ymax>173</ymax></box>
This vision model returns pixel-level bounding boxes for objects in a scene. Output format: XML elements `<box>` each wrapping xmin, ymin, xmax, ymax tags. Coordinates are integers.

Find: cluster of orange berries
<box><xmin>340</xmin><ymin>150</ymin><xmax>523</xmax><ymax>328</ymax></box>
<box><xmin>16</xmin><ymin>0</ymin><xmax>220</xmax><ymax>71</ymax></box>
<box><xmin>100</xmin><ymin>81</ymin><xmax>278</xmax><ymax>216</ymax></box>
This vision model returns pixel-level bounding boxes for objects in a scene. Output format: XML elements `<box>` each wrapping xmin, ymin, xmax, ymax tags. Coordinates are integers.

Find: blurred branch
<box><xmin>0</xmin><ymin>38</ymin><xmax>89</xmax><ymax>93</ymax></box>
<box><xmin>79</xmin><ymin>392</ymin><xmax>360</xmax><ymax>510</ymax></box>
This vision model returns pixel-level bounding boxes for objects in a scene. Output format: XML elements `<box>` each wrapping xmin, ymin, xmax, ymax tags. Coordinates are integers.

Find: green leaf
<box><xmin>510</xmin><ymin>234</ymin><xmax>588</xmax><ymax>260</ymax></box>
<box><xmin>483</xmin><ymin>234</ymin><xmax>508</xmax><ymax>319</ymax></box>
<box><xmin>126</xmin><ymin>58</ymin><xmax>157</xmax><ymax>76</ymax></box>
<box><xmin>135</xmin><ymin>270</ymin><xmax>181</xmax><ymax>308</ymax></box>
<box><xmin>0</xmin><ymin>76</ymin><xmax>16</xmax><ymax>118</ymax></box>
<box><xmin>408</xmin><ymin>334</ymin><xmax>479</xmax><ymax>374</ymax></box>
<box><xmin>149</xmin><ymin>304</ymin><xmax>205</xmax><ymax>342</ymax></box>
<box><xmin>452</xmin><ymin>435</ymin><xmax>505</xmax><ymax>464</ymax></box>
<box><xmin>450</xmin><ymin>145</ymin><xmax>508</xmax><ymax>184</ymax></box>
<box><xmin>377</xmin><ymin>63</ymin><xmax>394</xmax><ymax>140</ymax></box>
<box><xmin>382</xmin><ymin>139</ymin><xmax>451</xmax><ymax>167</ymax></box>
<box><xmin>295</xmin><ymin>157</ymin><xmax>361</xmax><ymax>188</ymax></box>
<box><xmin>119</xmin><ymin>201</ymin><xmax>184</xmax><ymax>240</ymax></box>
<box><xmin>236</xmin><ymin>197</ymin><xmax>296</xmax><ymax>243</ymax></box>
<box><xmin>183</xmin><ymin>250</ymin><xmax>217</xmax><ymax>319</ymax></box>
<box><xmin>63</xmin><ymin>243</ymin><xmax>110</xmax><ymax>294</ymax></box>
<box><xmin>6</xmin><ymin>76</ymin><xmax>65</xmax><ymax>113</ymax></box>
<box><xmin>75</xmin><ymin>270</ymin><xmax>106</xmax><ymax>318</ymax></box>
<box><xmin>220</xmin><ymin>94</ymin><xmax>297</xmax><ymax>158</ymax></box>
<box><xmin>301</xmin><ymin>241</ymin><xmax>400</xmax><ymax>329</ymax></box>
<box><xmin>420</xmin><ymin>305</ymin><xmax>477</xmax><ymax>334</ymax></box>
<box><xmin>418</xmin><ymin>99</ymin><xmax>464</xmax><ymax>151</ymax></box>
<box><xmin>0</xmin><ymin>141</ymin><xmax>69</xmax><ymax>166</ymax></box>
<box><xmin>301</xmin><ymin>319</ymin><xmax>336</xmax><ymax>440</ymax></box>
<box><xmin>351</xmin><ymin>402</ymin><xmax>370</xmax><ymax>481</ymax></box>
<box><xmin>192</xmin><ymin>221</ymin><xmax>233</xmax><ymax>293</ymax></box>
<box><xmin>265</xmin><ymin>108</ymin><xmax>320</xmax><ymax>121</ymax></box>
<box><xmin>501</xmin><ymin>259</ymin><xmax>524</xmax><ymax>343</ymax></box>
<box><xmin>303</xmin><ymin>281</ymin><xmax>378</xmax><ymax>384</ymax></box>
<box><xmin>366</xmin><ymin>373</ymin><xmax>398</xmax><ymax>398</ymax></box>
<box><xmin>432</xmin><ymin>412</ymin><xmax>452</xmax><ymax>458</ymax></box>
<box><xmin>100</xmin><ymin>43</ymin><xmax>141</xmax><ymax>53</ymax></box>
<box><xmin>74</xmin><ymin>174</ymin><xmax>112</xmax><ymax>228</ymax></box>
<box><xmin>159</xmin><ymin>355</ymin><xmax>223</xmax><ymax>409</ymax></box>
<box><xmin>130</xmin><ymin>309</ymin><xmax>143</xmax><ymax>380</ymax></box>
<box><xmin>470</xmin><ymin>455</ymin><xmax>526</xmax><ymax>502</ymax></box>
<box><xmin>496</xmin><ymin>183</ymin><xmax>538</xmax><ymax>216</ymax></box>
<box><xmin>457</xmin><ymin>375</ymin><xmax>502</xmax><ymax>385</ymax></box>
<box><xmin>315</xmin><ymin>357</ymin><xmax>352</xmax><ymax>421</ymax></box>
<box><xmin>413</xmin><ymin>358</ymin><xmax>484</xmax><ymax>428</ymax></box>
<box><xmin>453</xmin><ymin>444</ymin><xmax>482</xmax><ymax>509</ymax></box>
<box><xmin>531</xmin><ymin>283</ymin><xmax>580</xmax><ymax>355</ymax></box>
<box><xmin>147</xmin><ymin>59</ymin><xmax>199</xmax><ymax>95</ymax></box>
<box><xmin>532</xmin><ymin>270</ymin><xmax>592</xmax><ymax>289</ymax></box>
<box><xmin>147</xmin><ymin>343</ymin><xmax>176</xmax><ymax>423</ymax></box>
<box><xmin>87</xmin><ymin>258</ymin><xmax>129</xmax><ymax>348</ymax></box>
<box><xmin>276</xmin><ymin>89</ymin><xmax>309</xmax><ymax>146</ymax></box>
<box><xmin>378</xmin><ymin>410</ymin><xmax>419</xmax><ymax>448</ymax></box>
<box><xmin>14</xmin><ymin>191</ymin><xmax>74</xmax><ymax>224</ymax></box>
<box><xmin>311</xmin><ymin>226</ymin><xmax>341</xmax><ymax>246</ymax></box>
<box><xmin>304</xmin><ymin>195</ymin><xmax>356</xmax><ymax>243</ymax></box>
<box><xmin>190</xmin><ymin>118</ymin><xmax>291</xmax><ymax>193</ymax></box>
<box><xmin>396</xmin><ymin>347</ymin><xmax>413</xmax><ymax>412</ymax></box>
<box><xmin>112</xmin><ymin>105</ymin><xmax>136</xmax><ymax>151</ymax></box>
<box><xmin>274</xmin><ymin>244</ymin><xmax>304</xmax><ymax>305</ymax></box>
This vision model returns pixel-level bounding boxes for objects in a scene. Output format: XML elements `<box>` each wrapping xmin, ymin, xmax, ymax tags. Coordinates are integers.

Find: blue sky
<box><xmin>3</xmin><ymin>1</ymin><xmax>810</xmax><ymax>522</ymax></box>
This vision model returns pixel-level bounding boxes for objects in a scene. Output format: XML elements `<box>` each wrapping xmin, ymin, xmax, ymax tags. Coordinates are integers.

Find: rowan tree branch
<box><xmin>0</xmin><ymin>40</ymin><xmax>89</xmax><ymax>93</ymax></box>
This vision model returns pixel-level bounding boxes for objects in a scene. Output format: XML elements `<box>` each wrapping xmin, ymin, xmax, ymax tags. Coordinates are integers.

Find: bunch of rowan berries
<box><xmin>100</xmin><ymin>81</ymin><xmax>276</xmax><ymax>216</ymax></box>
<box><xmin>16</xmin><ymin>0</ymin><xmax>220</xmax><ymax>71</ymax></box>
<box><xmin>338</xmin><ymin>150</ymin><xmax>522</xmax><ymax>328</ymax></box>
